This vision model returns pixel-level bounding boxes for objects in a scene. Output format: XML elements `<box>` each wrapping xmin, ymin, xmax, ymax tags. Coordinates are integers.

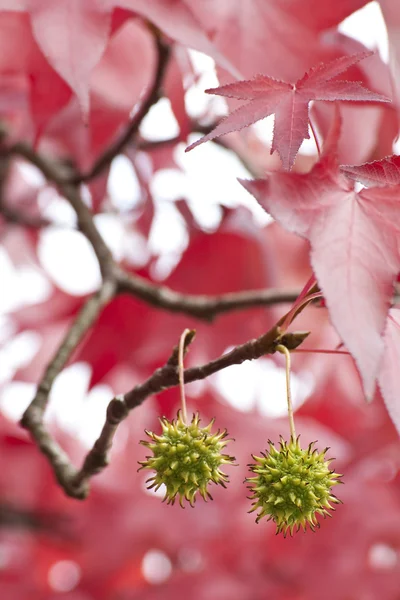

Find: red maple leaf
<box><xmin>341</xmin><ymin>154</ymin><xmax>400</xmax><ymax>187</ymax></box>
<box><xmin>0</xmin><ymin>0</ymin><xmax>112</xmax><ymax>117</ymax></box>
<box><xmin>186</xmin><ymin>51</ymin><xmax>390</xmax><ymax>170</ymax></box>
<box><xmin>239</xmin><ymin>115</ymin><xmax>400</xmax><ymax>399</ymax></box>
<box><xmin>0</xmin><ymin>0</ymin><xmax>239</xmax><ymax>116</ymax></box>
<box><xmin>185</xmin><ymin>0</ymin><xmax>376</xmax><ymax>89</ymax></box>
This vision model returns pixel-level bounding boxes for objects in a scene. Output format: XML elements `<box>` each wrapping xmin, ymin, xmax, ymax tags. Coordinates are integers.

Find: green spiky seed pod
<box><xmin>139</xmin><ymin>412</ymin><xmax>235</xmax><ymax>507</ymax></box>
<box><xmin>247</xmin><ymin>436</ymin><xmax>342</xmax><ymax>536</ymax></box>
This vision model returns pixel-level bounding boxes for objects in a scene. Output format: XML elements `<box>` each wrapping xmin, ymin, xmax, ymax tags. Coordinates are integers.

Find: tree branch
<box><xmin>0</xmin><ymin>203</ymin><xmax>50</xmax><ymax>229</ymax></box>
<box><xmin>136</xmin><ymin>119</ymin><xmax>261</xmax><ymax>178</ymax></box>
<box><xmin>75</xmin><ymin>36</ymin><xmax>171</xmax><ymax>183</ymax></box>
<box><xmin>0</xmin><ymin>151</ymin><xmax>50</xmax><ymax>230</ymax></box>
<box><xmin>0</xmin><ymin>32</ymin><xmax>307</xmax><ymax>500</ymax></box>
<box><xmin>19</xmin><ymin>310</ymin><xmax>308</xmax><ymax>499</ymax></box>
<box><xmin>7</xmin><ymin>141</ymin><xmax>115</xmax><ymax>276</ymax></box>
<box><xmin>20</xmin><ymin>279</ymin><xmax>117</xmax><ymax>499</ymax></box>
<box><xmin>124</xmin><ymin>329</ymin><xmax>309</xmax><ymax>411</ymax></box>
<box><xmin>7</xmin><ymin>128</ymin><xmax>306</xmax><ymax>500</ymax></box>
<box><xmin>117</xmin><ymin>268</ymin><xmax>299</xmax><ymax>320</ymax></box>
<box><xmin>5</xmin><ymin>142</ymin><xmax>300</xmax><ymax>319</ymax></box>
<box><xmin>68</xmin><ymin>326</ymin><xmax>309</xmax><ymax>498</ymax></box>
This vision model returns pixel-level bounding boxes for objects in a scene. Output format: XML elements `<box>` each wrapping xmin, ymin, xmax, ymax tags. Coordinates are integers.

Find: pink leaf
<box><xmin>341</xmin><ymin>155</ymin><xmax>400</xmax><ymax>187</ymax></box>
<box><xmin>28</xmin><ymin>0</ymin><xmax>112</xmax><ymax>117</ymax></box>
<box><xmin>187</xmin><ymin>0</ymin><xmax>370</xmax><ymax>82</ymax></box>
<box><xmin>379</xmin><ymin>0</ymin><xmax>400</xmax><ymax>105</ymax></box>
<box><xmin>186</xmin><ymin>52</ymin><xmax>390</xmax><ymax>170</ymax></box>
<box><xmin>42</xmin><ymin>18</ymin><xmax>155</xmax><ymax>171</ymax></box>
<box><xmin>0</xmin><ymin>12</ymin><xmax>72</xmax><ymax>141</ymax></box>
<box><xmin>239</xmin><ymin>122</ymin><xmax>400</xmax><ymax>399</ymax></box>
<box><xmin>116</xmin><ymin>0</ymin><xmax>241</xmax><ymax>79</ymax></box>
<box><xmin>378</xmin><ymin>309</ymin><xmax>400</xmax><ymax>434</ymax></box>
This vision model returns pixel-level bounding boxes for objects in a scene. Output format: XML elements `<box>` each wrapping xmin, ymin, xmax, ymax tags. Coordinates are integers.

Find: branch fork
<box><xmin>2</xmin><ymin>31</ymin><xmax>310</xmax><ymax>499</ymax></box>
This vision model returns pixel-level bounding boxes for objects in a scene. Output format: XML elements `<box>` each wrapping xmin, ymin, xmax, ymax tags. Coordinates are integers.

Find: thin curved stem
<box><xmin>276</xmin><ymin>344</ymin><xmax>296</xmax><ymax>440</ymax></box>
<box><xmin>281</xmin><ymin>290</ymin><xmax>322</xmax><ymax>332</ymax></box>
<box><xmin>178</xmin><ymin>329</ymin><xmax>191</xmax><ymax>424</ymax></box>
<box><xmin>294</xmin><ymin>348</ymin><xmax>350</xmax><ymax>356</ymax></box>
<box><xmin>76</xmin><ymin>36</ymin><xmax>171</xmax><ymax>183</ymax></box>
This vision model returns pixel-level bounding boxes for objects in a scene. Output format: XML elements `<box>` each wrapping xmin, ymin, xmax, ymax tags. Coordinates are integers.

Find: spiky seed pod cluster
<box><xmin>139</xmin><ymin>412</ymin><xmax>235</xmax><ymax>507</ymax></box>
<box><xmin>247</xmin><ymin>436</ymin><xmax>342</xmax><ymax>537</ymax></box>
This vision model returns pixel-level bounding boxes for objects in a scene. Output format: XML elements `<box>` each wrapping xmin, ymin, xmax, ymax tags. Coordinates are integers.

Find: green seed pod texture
<box><xmin>139</xmin><ymin>412</ymin><xmax>235</xmax><ymax>507</ymax></box>
<box><xmin>247</xmin><ymin>436</ymin><xmax>342</xmax><ymax>536</ymax></box>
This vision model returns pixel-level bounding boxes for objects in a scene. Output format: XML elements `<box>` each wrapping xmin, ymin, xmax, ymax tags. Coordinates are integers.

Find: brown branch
<box><xmin>0</xmin><ymin>503</ymin><xmax>60</xmax><ymax>533</ymax></box>
<box><xmin>3</xmin><ymin>80</ymin><xmax>306</xmax><ymax>502</ymax></box>
<box><xmin>67</xmin><ymin>327</ymin><xmax>309</xmax><ymax>498</ymax></box>
<box><xmin>75</xmin><ymin>36</ymin><xmax>171</xmax><ymax>183</ymax></box>
<box><xmin>136</xmin><ymin>120</ymin><xmax>260</xmax><ymax>178</ymax></box>
<box><xmin>117</xmin><ymin>268</ymin><xmax>299</xmax><ymax>320</ymax></box>
<box><xmin>19</xmin><ymin>310</ymin><xmax>308</xmax><ymax>499</ymax></box>
<box><xmin>0</xmin><ymin>32</ymin><xmax>308</xmax><ymax>500</ymax></box>
<box><xmin>72</xmin><ymin>329</ymin><xmax>196</xmax><ymax>489</ymax></box>
<box><xmin>20</xmin><ymin>279</ymin><xmax>117</xmax><ymax>499</ymax></box>
<box><xmin>6</xmin><ymin>142</ymin><xmax>301</xmax><ymax>320</ymax></box>
<box><xmin>6</xmin><ymin>126</ymin><xmax>305</xmax><ymax>500</ymax></box>
<box><xmin>7</xmin><ymin>141</ymin><xmax>114</xmax><ymax>276</ymax></box>
<box><xmin>72</xmin><ymin>398</ymin><xmax>128</xmax><ymax>488</ymax></box>
<box><xmin>124</xmin><ymin>329</ymin><xmax>309</xmax><ymax>410</ymax></box>
<box><xmin>0</xmin><ymin>204</ymin><xmax>50</xmax><ymax>229</ymax></box>
<box><xmin>0</xmin><ymin>151</ymin><xmax>50</xmax><ymax>230</ymax></box>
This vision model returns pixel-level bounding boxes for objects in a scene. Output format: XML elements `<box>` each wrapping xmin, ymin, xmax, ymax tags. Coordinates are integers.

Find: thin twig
<box><xmin>65</xmin><ymin>327</ymin><xmax>309</xmax><ymax>499</ymax></box>
<box><xmin>22</xmin><ymin>280</ymin><xmax>116</xmax><ymax>418</ymax></box>
<box><xmin>2</xmin><ymin>143</ymin><xmax>300</xmax><ymax>317</ymax></box>
<box><xmin>71</xmin><ymin>398</ymin><xmax>129</xmax><ymax>491</ymax></box>
<box><xmin>294</xmin><ymin>348</ymin><xmax>351</xmax><ymax>355</ymax></box>
<box><xmin>11</xmin><ymin>120</ymin><xmax>310</xmax><ymax>500</ymax></box>
<box><xmin>20</xmin><ymin>279</ymin><xmax>117</xmax><ymax>498</ymax></box>
<box><xmin>21</xmin><ymin>323</ymin><xmax>308</xmax><ymax>499</ymax></box>
<box><xmin>124</xmin><ymin>329</ymin><xmax>309</xmax><ymax>411</ymax></box>
<box><xmin>0</xmin><ymin>152</ymin><xmax>50</xmax><ymax>230</ymax></box>
<box><xmin>75</xmin><ymin>36</ymin><xmax>171</xmax><ymax>183</ymax></box>
<box><xmin>0</xmin><ymin>30</ymin><xmax>310</xmax><ymax>501</ymax></box>
<box><xmin>72</xmin><ymin>329</ymin><xmax>197</xmax><ymax>492</ymax></box>
<box><xmin>7</xmin><ymin>142</ymin><xmax>114</xmax><ymax>276</ymax></box>
<box><xmin>135</xmin><ymin>119</ymin><xmax>260</xmax><ymax>178</ymax></box>
<box><xmin>0</xmin><ymin>204</ymin><xmax>50</xmax><ymax>229</ymax></box>
<box><xmin>117</xmin><ymin>269</ymin><xmax>299</xmax><ymax>320</ymax></box>
<box><xmin>5</xmin><ymin>87</ymin><xmax>307</xmax><ymax>501</ymax></box>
